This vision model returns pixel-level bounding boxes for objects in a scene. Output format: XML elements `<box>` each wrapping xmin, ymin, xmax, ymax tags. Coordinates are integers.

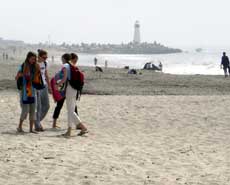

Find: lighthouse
<box><xmin>133</xmin><ymin>21</ymin><xmax>141</xmax><ymax>44</ymax></box>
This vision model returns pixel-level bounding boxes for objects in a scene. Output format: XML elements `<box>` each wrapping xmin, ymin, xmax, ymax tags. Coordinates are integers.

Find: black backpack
<box><xmin>68</xmin><ymin>64</ymin><xmax>85</xmax><ymax>99</ymax></box>
<box><xmin>16</xmin><ymin>63</ymin><xmax>24</xmax><ymax>90</ymax></box>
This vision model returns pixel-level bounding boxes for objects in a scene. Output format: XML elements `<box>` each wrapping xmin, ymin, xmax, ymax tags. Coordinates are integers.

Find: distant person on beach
<box><xmin>56</xmin><ymin>53</ymin><xmax>88</xmax><ymax>137</ymax></box>
<box><xmin>35</xmin><ymin>49</ymin><xmax>51</xmax><ymax>132</ymax></box>
<box><xmin>2</xmin><ymin>53</ymin><xmax>5</xmax><ymax>60</ymax></box>
<box><xmin>52</xmin><ymin>54</ymin><xmax>78</xmax><ymax>129</ymax></box>
<box><xmin>94</xmin><ymin>57</ymin><xmax>98</xmax><ymax>66</ymax></box>
<box><xmin>221</xmin><ymin>52</ymin><xmax>230</xmax><ymax>77</ymax></box>
<box><xmin>159</xmin><ymin>62</ymin><xmax>163</xmax><ymax>71</ymax></box>
<box><xmin>5</xmin><ymin>53</ymin><xmax>8</xmax><ymax>60</ymax></box>
<box><xmin>105</xmin><ymin>60</ymin><xmax>108</xmax><ymax>69</ymax></box>
<box><xmin>15</xmin><ymin>52</ymin><xmax>42</xmax><ymax>133</ymax></box>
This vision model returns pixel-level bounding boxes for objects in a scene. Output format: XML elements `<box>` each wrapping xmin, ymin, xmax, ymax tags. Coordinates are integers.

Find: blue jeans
<box><xmin>35</xmin><ymin>86</ymin><xmax>50</xmax><ymax>129</ymax></box>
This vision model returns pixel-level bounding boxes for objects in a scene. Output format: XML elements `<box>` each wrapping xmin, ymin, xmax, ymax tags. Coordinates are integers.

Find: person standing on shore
<box><xmin>94</xmin><ymin>57</ymin><xmax>98</xmax><ymax>66</ymax></box>
<box><xmin>15</xmin><ymin>52</ymin><xmax>41</xmax><ymax>133</ymax></box>
<box><xmin>105</xmin><ymin>60</ymin><xmax>108</xmax><ymax>69</ymax></box>
<box><xmin>221</xmin><ymin>52</ymin><xmax>230</xmax><ymax>77</ymax></box>
<box><xmin>159</xmin><ymin>62</ymin><xmax>163</xmax><ymax>71</ymax></box>
<box><xmin>35</xmin><ymin>49</ymin><xmax>51</xmax><ymax>131</ymax></box>
<box><xmin>57</xmin><ymin>53</ymin><xmax>88</xmax><ymax>137</ymax></box>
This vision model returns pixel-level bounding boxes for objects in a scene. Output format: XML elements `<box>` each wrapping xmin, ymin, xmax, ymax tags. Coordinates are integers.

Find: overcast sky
<box><xmin>0</xmin><ymin>0</ymin><xmax>230</xmax><ymax>49</ymax></box>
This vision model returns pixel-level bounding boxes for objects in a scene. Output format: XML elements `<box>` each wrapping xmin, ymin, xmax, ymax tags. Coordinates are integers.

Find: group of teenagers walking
<box><xmin>15</xmin><ymin>49</ymin><xmax>88</xmax><ymax>137</ymax></box>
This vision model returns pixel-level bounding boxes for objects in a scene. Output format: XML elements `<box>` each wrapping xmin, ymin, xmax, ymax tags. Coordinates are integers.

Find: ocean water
<box><xmin>54</xmin><ymin>51</ymin><xmax>226</xmax><ymax>75</ymax></box>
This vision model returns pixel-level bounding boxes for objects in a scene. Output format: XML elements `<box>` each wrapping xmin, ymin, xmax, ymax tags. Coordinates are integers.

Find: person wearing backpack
<box><xmin>52</xmin><ymin>54</ymin><xmax>78</xmax><ymax>129</ymax></box>
<box><xmin>56</xmin><ymin>53</ymin><xmax>88</xmax><ymax>137</ymax></box>
<box><xmin>35</xmin><ymin>49</ymin><xmax>51</xmax><ymax>132</ymax></box>
<box><xmin>15</xmin><ymin>52</ymin><xmax>41</xmax><ymax>133</ymax></box>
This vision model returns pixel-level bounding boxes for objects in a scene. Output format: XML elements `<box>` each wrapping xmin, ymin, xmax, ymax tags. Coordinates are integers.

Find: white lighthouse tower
<box><xmin>133</xmin><ymin>21</ymin><xmax>141</xmax><ymax>44</ymax></box>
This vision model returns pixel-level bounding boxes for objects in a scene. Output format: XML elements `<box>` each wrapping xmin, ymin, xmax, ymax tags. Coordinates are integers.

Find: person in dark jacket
<box><xmin>221</xmin><ymin>52</ymin><xmax>230</xmax><ymax>77</ymax></box>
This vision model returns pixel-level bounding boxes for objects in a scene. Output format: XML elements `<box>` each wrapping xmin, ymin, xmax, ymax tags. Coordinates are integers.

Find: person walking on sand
<box><xmin>15</xmin><ymin>52</ymin><xmax>42</xmax><ymax>133</ymax></box>
<box><xmin>35</xmin><ymin>49</ymin><xmax>51</xmax><ymax>132</ymax></box>
<box><xmin>221</xmin><ymin>52</ymin><xmax>230</xmax><ymax>77</ymax></box>
<box><xmin>56</xmin><ymin>53</ymin><xmax>88</xmax><ymax>137</ymax></box>
<box><xmin>52</xmin><ymin>54</ymin><xmax>78</xmax><ymax>129</ymax></box>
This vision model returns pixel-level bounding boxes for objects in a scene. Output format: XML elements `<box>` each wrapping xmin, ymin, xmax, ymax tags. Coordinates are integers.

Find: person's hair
<box><xmin>23</xmin><ymin>51</ymin><xmax>37</xmax><ymax>75</ymax></box>
<box><xmin>223</xmin><ymin>52</ymin><xmax>226</xmax><ymax>56</ymax></box>
<box><xmin>25</xmin><ymin>51</ymin><xmax>37</xmax><ymax>64</ymax></box>
<box><xmin>62</xmin><ymin>53</ymin><xmax>71</xmax><ymax>63</ymax></box>
<box><xmin>70</xmin><ymin>53</ymin><xmax>78</xmax><ymax>60</ymax></box>
<box><xmin>38</xmin><ymin>49</ymin><xmax>48</xmax><ymax>57</ymax></box>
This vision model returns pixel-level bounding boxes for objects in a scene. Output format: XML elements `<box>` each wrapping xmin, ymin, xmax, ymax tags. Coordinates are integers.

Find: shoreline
<box><xmin>1</xmin><ymin>63</ymin><xmax>230</xmax><ymax>96</ymax></box>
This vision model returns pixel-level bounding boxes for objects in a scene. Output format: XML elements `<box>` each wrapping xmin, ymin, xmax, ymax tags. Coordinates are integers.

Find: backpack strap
<box><xmin>44</xmin><ymin>61</ymin><xmax>47</xmax><ymax>69</ymax></box>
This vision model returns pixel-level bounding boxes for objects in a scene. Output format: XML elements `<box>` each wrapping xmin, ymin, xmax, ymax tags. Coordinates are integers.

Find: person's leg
<box><xmin>17</xmin><ymin>119</ymin><xmax>25</xmax><ymax>133</ymax></box>
<box><xmin>74</xmin><ymin>105</ymin><xmax>78</xmax><ymax>115</ymax></box>
<box><xmin>70</xmin><ymin>86</ymin><xmax>88</xmax><ymax>135</ymax></box>
<box><xmin>75</xmin><ymin>105</ymin><xmax>80</xmax><ymax>130</ymax></box>
<box><xmin>37</xmin><ymin>87</ymin><xmax>49</xmax><ymax>131</ymax></box>
<box><xmin>40</xmin><ymin>86</ymin><xmax>50</xmax><ymax>122</ymax></box>
<box><xmin>65</xmin><ymin>88</ymin><xmax>74</xmax><ymax>136</ymax></box>
<box><xmin>35</xmin><ymin>90</ymin><xmax>41</xmax><ymax>130</ymax></box>
<box><xmin>65</xmin><ymin>86</ymin><xmax>81</xmax><ymax>136</ymax></box>
<box><xmin>18</xmin><ymin>104</ymin><xmax>29</xmax><ymax>132</ymax></box>
<box><xmin>224</xmin><ymin>67</ymin><xmax>228</xmax><ymax>77</ymax></box>
<box><xmin>52</xmin><ymin>98</ymin><xmax>65</xmax><ymax>128</ymax></box>
<box><xmin>29</xmin><ymin>103</ymin><xmax>37</xmax><ymax>133</ymax></box>
<box><xmin>75</xmin><ymin>104</ymin><xmax>81</xmax><ymax>130</ymax></box>
<box><xmin>74</xmin><ymin>102</ymin><xmax>87</xmax><ymax>132</ymax></box>
<box><xmin>76</xmin><ymin>122</ymin><xmax>88</xmax><ymax>135</ymax></box>
<box><xmin>18</xmin><ymin>119</ymin><xmax>23</xmax><ymax>131</ymax></box>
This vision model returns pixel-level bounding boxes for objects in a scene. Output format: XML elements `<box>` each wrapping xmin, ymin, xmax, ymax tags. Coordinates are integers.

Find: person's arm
<box><xmin>57</xmin><ymin>68</ymin><xmax>67</xmax><ymax>86</ymax></box>
<box><xmin>45</xmin><ymin>69</ymin><xmax>52</xmax><ymax>93</ymax></box>
<box><xmin>15</xmin><ymin>71</ymin><xmax>23</xmax><ymax>80</ymax></box>
<box><xmin>15</xmin><ymin>65</ymin><xmax>23</xmax><ymax>80</ymax></box>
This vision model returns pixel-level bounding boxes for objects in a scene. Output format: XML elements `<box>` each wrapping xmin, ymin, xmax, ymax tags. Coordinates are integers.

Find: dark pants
<box><xmin>223</xmin><ymin>66</ymin><xmax>230</xmax><ymax>76</ymax></box>
<box><xmin>53</xmin><ymin>98</ymin><xmax>78</xmax><ymax>119</ymax></box>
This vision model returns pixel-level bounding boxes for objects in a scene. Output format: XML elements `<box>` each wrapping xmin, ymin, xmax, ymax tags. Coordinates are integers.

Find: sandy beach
<box><xmin>2</xmin><ymin>0</ymin><xmax>230</xmax><ymax>183</ymax></box>
<box><xmin>0</xmin><ymin>0</ymin><xmax>230</xmax><ymax>185</ymax></box>
<box><xmin>0</xmin><ymin>91</ymin><xmax>230</xmax><ymax>185</ymax></box>
<box><xmin>0</xmin><ymin>61</ymin><xmax>230</xmax><ymax>184</ymax></box>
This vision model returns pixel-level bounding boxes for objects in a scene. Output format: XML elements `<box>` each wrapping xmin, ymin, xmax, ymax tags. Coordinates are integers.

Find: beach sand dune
<box><xmin>0</xmin><ymin>92</ymin><xmax>230</xmax><ymax>185</ymax></box>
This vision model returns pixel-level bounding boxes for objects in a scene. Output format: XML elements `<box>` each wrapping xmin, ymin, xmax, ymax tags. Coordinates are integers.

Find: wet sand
<box><xmin>1</xmin><ymin>62</ymin><xmax>230</xmax><ymax>95</ymax></box>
